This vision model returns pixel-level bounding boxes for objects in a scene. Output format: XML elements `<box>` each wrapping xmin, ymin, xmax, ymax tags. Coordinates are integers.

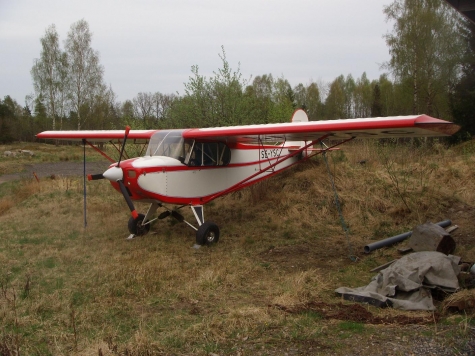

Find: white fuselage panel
<box><xmin>134</xmin><ymin>147</ymin><xmax>298</xmax><ymax>199</ymax></box>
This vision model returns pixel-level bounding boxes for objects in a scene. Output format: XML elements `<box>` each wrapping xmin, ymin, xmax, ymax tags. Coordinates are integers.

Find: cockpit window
<box><xmin>146</xmin><ymin>130</ymin><xmax>189</xmax><ymax>160</ymax></box>
<box><xmin>186</xmin><ymin>141</ymin><xmax>231</xmax><ymax>167</ymax></box>
<box><xmin>146</xmin><ymin>130</ymin><xmax>231</xmax><ymax>166</ymax></box>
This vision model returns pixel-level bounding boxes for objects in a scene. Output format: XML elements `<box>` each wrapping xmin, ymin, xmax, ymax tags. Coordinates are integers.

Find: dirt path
<box><xmin>0</xmin><ymin>161</ymin><xmax>111</xmax><ymax>184</ymax></box>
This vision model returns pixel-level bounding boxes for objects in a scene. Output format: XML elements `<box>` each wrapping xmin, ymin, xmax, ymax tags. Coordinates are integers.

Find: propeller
<box><xmin>87</xmin><ymin>125</ymin><xmax>140</xmax><ymax>225</ymax></box>
<box><xmin>104</xmin><ymin>125</ymin><xmax>139</xmax><ymax>220</ymax></box>
<box><xmin>118</xmin><ymin>179</ymin><xmax>139</xmax><ymax>220</ymax></box>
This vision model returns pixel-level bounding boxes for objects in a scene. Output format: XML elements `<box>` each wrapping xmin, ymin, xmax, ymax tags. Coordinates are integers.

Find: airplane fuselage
<box><xmin>36</xmin><ymin>110</ymin><xmax>461</xmax><ymax>242</ymax></box>
<box><xmin>108</xmin><ymin>142</ymin><xmax>302</xmax><ymax>206</ymax></box>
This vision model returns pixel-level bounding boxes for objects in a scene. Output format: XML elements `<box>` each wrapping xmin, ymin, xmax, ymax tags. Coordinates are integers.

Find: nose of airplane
<box><xmin>103</xmin><ymin>166</ymin><xmax>124</xmax><ymax>182</ymax></box>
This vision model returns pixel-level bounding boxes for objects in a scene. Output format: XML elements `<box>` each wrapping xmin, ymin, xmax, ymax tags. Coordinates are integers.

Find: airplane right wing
<box><xmin>182</xmin><ymin>111</ymin><xmax>460</xmax><ymax>143</ymax></box>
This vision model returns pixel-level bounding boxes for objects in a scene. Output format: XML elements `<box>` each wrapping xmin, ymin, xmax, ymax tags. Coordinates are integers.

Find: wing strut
<box><xmin>202</xmin><ymin>135</ymin><xmax>330</xmax><ymax>204</ymax></box>
<box><xmin>85</xmin><ymin>140</ymin><xmax>115</xmax><ymax>163</ymax></box>
<box><xmin>82</xmin><ymin>139</ymin><xmax>87</xmax><ymax>228</ymax></box>
<box><xmin>202</xmin><ymin>135</ymin><xmax>356</xmax><ymax>204</ymax></box>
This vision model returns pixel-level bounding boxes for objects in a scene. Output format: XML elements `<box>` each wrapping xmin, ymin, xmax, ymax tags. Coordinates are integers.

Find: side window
<box><xmin>187</xmin><ymin>142</ymin><xmax>231</xmax><ymax>166</ymax></box>
<box><xmin>218</xmin><ymin>142</ymin><xmax>231</xmax><ymax>166</ymax></box>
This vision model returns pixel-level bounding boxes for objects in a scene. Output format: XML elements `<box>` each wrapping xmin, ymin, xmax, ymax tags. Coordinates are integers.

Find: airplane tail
<box><xmin>290</xmin><ymin>109</ymin><xmax>309</xmax><ymax>124</ymax></box>
<box><xmin>284</xmin><ymin>109</ymin><xmax>337</xmax><ymax>156</ymax></box>
<box><xmin>284</xmin><ymin>109</ymin><xmax>311</xmax><ymax>155</ymax></box>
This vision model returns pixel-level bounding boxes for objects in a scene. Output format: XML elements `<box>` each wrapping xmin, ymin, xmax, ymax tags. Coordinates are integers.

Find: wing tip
<box><xmin>415</xmin><ymin>122</ymin><xmax>461</xmax><ymax>136</ymax></box>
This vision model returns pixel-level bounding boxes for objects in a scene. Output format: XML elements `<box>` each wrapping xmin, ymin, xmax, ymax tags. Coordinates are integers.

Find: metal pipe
<box><xmin>363</xmin><ymin>220</ymin><xmax>452</xmax><ymax>253</ymax></box>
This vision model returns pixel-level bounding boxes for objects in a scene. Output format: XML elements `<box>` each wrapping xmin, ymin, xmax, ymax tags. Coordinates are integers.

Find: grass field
<box><xmin>1</xmin><ymin>139</ymin><xmax>475</xmax><ymax>355</ymax></box>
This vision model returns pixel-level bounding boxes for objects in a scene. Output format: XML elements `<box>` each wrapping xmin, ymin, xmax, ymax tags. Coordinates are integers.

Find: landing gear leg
<box><xmin>125</xmin><ymin>203</ymin><xmax>220</xmax><ymax>246</ymax></box>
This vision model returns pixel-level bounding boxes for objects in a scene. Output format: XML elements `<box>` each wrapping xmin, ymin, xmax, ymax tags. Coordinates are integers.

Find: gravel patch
<box><xmin>0</xmin><ymin>161</ymin><xmax>111</xmax><ymax>184</ymax></box>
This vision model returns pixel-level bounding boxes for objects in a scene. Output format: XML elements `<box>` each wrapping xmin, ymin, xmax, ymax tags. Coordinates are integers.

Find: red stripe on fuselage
<box><xmin>110</xmin><ymin>160</ymin><xmax>301</xmax><ymax>206</ymax></box>
<box><xmin>106</xmin><ymin>147</ymin><xmax>299</xmax><ymax>205</ymax></box>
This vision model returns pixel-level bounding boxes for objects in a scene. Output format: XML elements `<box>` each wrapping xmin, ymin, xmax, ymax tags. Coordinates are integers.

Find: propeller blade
<box><xmin>118</xmin><ymin>179</ymin><xmax>139</xmax><ymax>220</ymax></box>
<box><xmin>87</xmin><ymin>173</ymin><xmax>104</xmax><ymax>181</ymax></box>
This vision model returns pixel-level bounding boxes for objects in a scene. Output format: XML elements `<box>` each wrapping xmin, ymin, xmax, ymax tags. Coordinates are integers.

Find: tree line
<box><xmin>1</xmin><ymin>0</ymin><xmax>474</xmax><ymax>143</ymax></box>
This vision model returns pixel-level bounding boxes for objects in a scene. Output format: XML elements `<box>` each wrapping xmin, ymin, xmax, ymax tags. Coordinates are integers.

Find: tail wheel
<box><xmin>128</xmin><ymin>213</ymin><xmax>151</xmax><ymax>236</ymax></box>
<box><xmin>196</xmin><ymin>222</ymin><xmax>220</xmax><ymax>246</ymax></box>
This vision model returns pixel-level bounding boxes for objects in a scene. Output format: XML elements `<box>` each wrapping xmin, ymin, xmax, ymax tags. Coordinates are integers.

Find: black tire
<box><xmin>196</xmin><ymin>222</ymin><xmax>220</xmax><ymax>246</ymax></box>
<box><xmin>128</xmin><ymin>213</ymin><xmax>151</xmax><ymax>236</ymax></box>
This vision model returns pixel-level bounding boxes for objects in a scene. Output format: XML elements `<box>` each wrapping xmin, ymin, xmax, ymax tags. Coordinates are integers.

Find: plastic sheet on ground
<box><xmin>335</xmin><ymin>251</ymin><xmax>461</xmax><ymax>310</ymax></box>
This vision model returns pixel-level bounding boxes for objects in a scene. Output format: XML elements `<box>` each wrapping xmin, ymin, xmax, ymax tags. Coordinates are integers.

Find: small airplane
<box><xmin>37</xmin><ymin>109</ymin><xmax>459</xmax><ymax>246</ymax></box>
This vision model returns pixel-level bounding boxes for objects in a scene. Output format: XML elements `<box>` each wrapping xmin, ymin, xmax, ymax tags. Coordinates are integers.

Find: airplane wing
<box><xmin>36</xmin><ymin>111</ymin><xmax>459</xmax><ymax>144</ymax></box>
<box><xmin>36</xmin><ymin>130</ymin><xmax>159</xmax><ymax>143</ymax></box>
<box><xmin>183</xmin><ymin>113</ymin><xmax>459</xmax><ymax>143</ymax></box>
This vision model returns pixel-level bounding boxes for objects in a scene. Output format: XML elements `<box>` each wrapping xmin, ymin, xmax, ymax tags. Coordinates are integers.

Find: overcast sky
<box><xmin>0</xmin><ymin>0</ymin><xmax>394</xmax><ymax>105</ymax></box>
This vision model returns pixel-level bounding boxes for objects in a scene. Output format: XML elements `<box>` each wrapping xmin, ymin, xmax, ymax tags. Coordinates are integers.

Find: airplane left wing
<box><xmin>36</xmin><ymin>130</ymin><xmax>159</xmax><ymax>143</ymax></box>
<box><xmin>183</xmin><ymin>112</ymin><xmax>459</xmax><ymax>143</ymax></box>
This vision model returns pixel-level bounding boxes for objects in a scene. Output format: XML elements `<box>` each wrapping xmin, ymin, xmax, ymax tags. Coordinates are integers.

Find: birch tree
<box><xmin>65</xmin><ymin>19</ymin><xmax>105</xmax><ymax>130</ymax></box>
<box><xmin>384</xmin><ymin>0</ymin><xmax>463</xmax><ymax>117</ymax></box>
<box><xmin>31</xmin><ymin>24</ymin><xmax>68</xmax><ymax>130</ymax></box>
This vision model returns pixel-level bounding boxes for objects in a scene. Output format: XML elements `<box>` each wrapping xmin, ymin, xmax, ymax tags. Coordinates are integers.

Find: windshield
<box><xmin>146</xmin><ymin>130</ymin><xmax>189</xmax><ymax>159</ymax></box>
<box><xmin>145</xmin><ymin>130</ymin><xmax>231</xmax><ymax>166</ymax></box>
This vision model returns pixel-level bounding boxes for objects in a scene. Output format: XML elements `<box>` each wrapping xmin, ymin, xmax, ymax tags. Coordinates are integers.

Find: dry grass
<box><xmin>1</xmin><ymin>140</ymin><xmax>475</xmax><ymax>354</ymax></box>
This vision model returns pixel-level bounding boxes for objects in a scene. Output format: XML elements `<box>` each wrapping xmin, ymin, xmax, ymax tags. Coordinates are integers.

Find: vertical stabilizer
<box><xmin>285</xmin><ymin>109</ymin><xmax>310</xmax><ymax>149</ymax></box>
<box><xmin>291</xmin><ymin>109</ymin><xmax>309</xmax><ymax>123</ymax></box>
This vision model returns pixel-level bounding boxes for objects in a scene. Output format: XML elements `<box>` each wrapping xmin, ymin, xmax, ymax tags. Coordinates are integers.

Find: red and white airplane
<box><xmin>37</xmin><ymin>109</ymin><xmax>459</xmax><ymax>246</ymax></box>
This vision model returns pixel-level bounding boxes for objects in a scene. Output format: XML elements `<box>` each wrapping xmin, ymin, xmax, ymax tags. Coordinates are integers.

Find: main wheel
<box><xmin>128</xmin><ymin>213</ymin><xmax>151</xmax><ymax>236</ymax></box>
<box><xmin>196</xmin><ymin>222</ymin><xmax>220</xmax><ymax>246</ymax></box>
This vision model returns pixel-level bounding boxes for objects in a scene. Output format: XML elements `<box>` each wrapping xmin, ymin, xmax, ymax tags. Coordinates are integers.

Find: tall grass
<box><xmin>0</xmin><ymin>140</ymin><xmax>474</xmax><ymax>354</ymax></box>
